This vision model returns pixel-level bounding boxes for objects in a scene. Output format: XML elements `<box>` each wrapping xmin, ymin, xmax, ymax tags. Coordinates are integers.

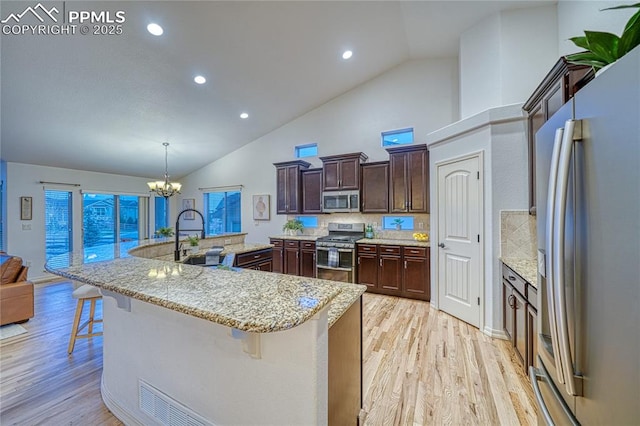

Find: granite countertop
<box><xmin>501</xmin><ymin>257</ymin><xmax>537</xmax><ymax>288</ymax></box>
<box><xmin>46</xmin><ymin>241</ymin><xmax>366</xmax><ymax>333</ymax></box>
<box><xmin>356</xmin><ymin>238</ymin><xmax>430</xmax><ymax>248</ymax></box>
<box><xmin>269</xmin><ymin>234</ymin><xmax>322</xmax><ymax>241</ymax></box>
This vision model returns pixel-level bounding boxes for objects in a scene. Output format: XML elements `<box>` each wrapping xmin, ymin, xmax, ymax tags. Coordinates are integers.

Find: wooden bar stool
<box><xmin>68</xmin><ymin>284</ymin><xmax>103</xmax><ymax>354</ymax></box>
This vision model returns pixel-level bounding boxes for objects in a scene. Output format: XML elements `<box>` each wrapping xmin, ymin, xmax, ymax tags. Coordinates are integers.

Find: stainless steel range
<box><xmin>316</xmin><ymin>223</ymin><xmax>364</xmax><ymax>283</ymax></box>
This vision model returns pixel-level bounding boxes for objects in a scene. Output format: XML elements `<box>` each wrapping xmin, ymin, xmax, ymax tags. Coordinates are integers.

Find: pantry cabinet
<box><xmin>387</xmin><ymin>144</ymin><xmax>429</xmax><ymax>213</ymax></box>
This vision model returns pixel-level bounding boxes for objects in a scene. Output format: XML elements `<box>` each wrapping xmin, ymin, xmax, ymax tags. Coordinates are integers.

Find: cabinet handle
<box><xmin>358</xmin><ymin>258</ymin><xmax>360</xmax><ymax>265</ymax></box>
<box><xmin>509</xmin><ymin>275</ymin><xmax>516</xmax><ymax>281</ymax></box>
<box><xmin>508</xmin><ymin>294</ymin><xmax>515</xmax><ymax>309</ymax></box>
<box><xmin>296</xmin><ymin>252</ymin><xmax>299</xmax><ymax>259</ymax></box>
<box><xmin>404</xmin><ymin>260</ymin><xmax>407</xmax><ymax>269</ymax></box>
<box><xmin>379</xmin><ymin>258</ymin><xmax>382</xmax><ymax>267</ymax></box>
<box><xmin>254</xmin><ymin>255</ymin><xmax>260</xmax><ymax>259</ymax></box>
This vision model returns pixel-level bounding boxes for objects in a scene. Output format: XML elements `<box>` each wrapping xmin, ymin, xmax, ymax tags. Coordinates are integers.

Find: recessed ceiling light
<box><xmin>342</xmin><ymin>50</ymin><xmax>353</xmax><ymax>60</ymax></box>
<box><xmin>240</xmin><ymin>112</ymin><xmax>249</xmax><ymax>119</ymax></box>
<box><xmin>147</xmin><ymin>23</ymin><xmax>163</xmax><ymax>36</ymax></box>
<box><xmin>194</xmin><ymin>75</ymin><xmax>206</xmax><ymax>85</ymax></box>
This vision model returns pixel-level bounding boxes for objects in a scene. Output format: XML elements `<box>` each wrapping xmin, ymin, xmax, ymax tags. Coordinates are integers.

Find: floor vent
<box><xmin>139</xmin><ymin>380</ymin><xmax>213</xmax><ymax>426</ymax></box>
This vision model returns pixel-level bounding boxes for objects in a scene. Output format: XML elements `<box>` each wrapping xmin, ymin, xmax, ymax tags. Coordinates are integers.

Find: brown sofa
<box><xmin>0</xmin><ymin>254</ymin><xmax>34</xmax><ymax>326</ymax></box>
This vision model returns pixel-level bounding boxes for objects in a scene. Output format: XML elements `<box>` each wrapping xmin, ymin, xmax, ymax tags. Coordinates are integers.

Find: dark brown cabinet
<box><xmin>273</xmin><ymin>160</ymin><xmax>310</xmax><ymax>214</ymax></box>
<box><xmin>502</xmin><ymin>263</ymin><xmax>537</xmax><ymax>372</ymax></box>
<box><xmin>361</xmin><ymin>161</ymin><xmax>389</xmax><ymax>213</ymax></box>
<box><xmin>320</xmin><ymin>152</ymin><xmax>368</xmax><ymax>191</ymax></box>
<box><xmin>387</xmin><ymin>145</ymin><xmax>429</xmax><ymax>213</ymax></box>
<box><xmin>402</xmin><ymin>246</ymin><xmax>430</xmax><ymax>300</ymax></box>
<box><xmin>270</xmin><ymin>238</ymin><xmax>284</xmax><ymax>273</ymax></box>
<box><xmin>357</xmin><ymin>243</ymin><xmax>430</xmax><ymax>301</ymax></box>
<box><xmin>301</xmin><ymin>168</ymin><xmax>323</xmax><ymax>214</ymax></box>
<box><xmin>523</xmin><ymin>58</ymin><xmax>593</xmax><ymax>215</ymax></box>
<box><xmin>284</xmin><ymin>240</ymin><xmax>300</xmax><ymax>275</ymax></box>
<box><xmin>299</xmin><ymin>241</ymin><xmax>316</xmax><ymax>278</ymax></box>
<box><xmin>379</xmin><ymin>245</ymin><xmax>401</xmax><ymax>292</ymax></box>
<box><xmin>234</xmin><ymin>248</ymin><xmax>273</xmax><ymax>271</ymax></box>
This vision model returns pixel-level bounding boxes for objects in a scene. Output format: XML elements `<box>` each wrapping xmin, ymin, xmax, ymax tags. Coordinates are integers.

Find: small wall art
<box><xmin>20</xmin><ymin>196</ymin><xmax>32</xmax><ymax>220</ymax></box>
<box><xmin>182</xmin><ymin>198</ymin><xmax>195</xmax><ymax>220</ymax></box>
<box><xmin>252</xmin><ymin>194</ymin><xmax>270</xmax><ymax>221</ymax></box>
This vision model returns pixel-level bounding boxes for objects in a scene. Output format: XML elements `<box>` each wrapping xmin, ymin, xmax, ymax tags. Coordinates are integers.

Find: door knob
<box><xmin>438</xmin><ymin>243</ymin><xmax>445</xmax><ymax>248</ymax></box>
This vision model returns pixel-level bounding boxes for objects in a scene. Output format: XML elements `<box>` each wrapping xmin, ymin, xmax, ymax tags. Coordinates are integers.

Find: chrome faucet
<box><xmin>175</xmin><ymin>208</ymin><xmax>206</xmax><ymax>261</ymax></box>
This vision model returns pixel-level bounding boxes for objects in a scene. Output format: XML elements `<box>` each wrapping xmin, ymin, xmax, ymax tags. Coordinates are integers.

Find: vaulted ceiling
<box><xmin>1</xmin><ymin>1</ymin><xmax>550</xmax><ymax>179</ymax></box>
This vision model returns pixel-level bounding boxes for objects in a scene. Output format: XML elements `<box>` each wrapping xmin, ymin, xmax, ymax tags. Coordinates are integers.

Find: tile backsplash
<box><xmin>288</xmin><ymin>213</ymin><xmax>430</xmax><ymax>240</ymax></box>
<box><xmin>500</xmin><ymin>211</ymin><xmax>537</xmax><ymax>260</ymax></box>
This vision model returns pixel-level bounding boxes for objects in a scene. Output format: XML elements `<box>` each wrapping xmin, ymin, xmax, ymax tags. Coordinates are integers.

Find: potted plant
<box><xmin>566</xmin><ymin>4</ymin><xmax>640</xmax><ymax>73</ymax></box>
<box><xmin>186</xmin><ymin>234</ymin><xmax>200</xmax><ymax>252</ymax></box>
<box><xmin>282</xmin><ymin>219</ymin><xmax>304</xmax><ymax>236</ymax></box>
<box><xmin>392</xmin><ymin>218</ymin><xmax>404</xmax><ymax>230</ymax></box>
<box><xmin>154</xmin><ymin>227</ymin><xmax>174</xmax><ymax>238</ymax></box>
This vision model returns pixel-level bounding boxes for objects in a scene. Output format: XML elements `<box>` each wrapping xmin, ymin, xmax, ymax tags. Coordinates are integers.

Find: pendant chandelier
<box><xmin>147</xmin><ymin>142</ymin><xmax>182</xmax><ymax>198</ymax></box>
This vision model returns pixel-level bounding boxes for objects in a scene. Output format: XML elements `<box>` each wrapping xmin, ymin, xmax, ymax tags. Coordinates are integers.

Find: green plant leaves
<box><xmin>585</xmin><ymin>31</ymin><xmax>620</xmax><ymax>62</ymax></box>
<box><xmin>564</xmin><ymin>51</ymin><xmax>609</xmax><ymax>69</ymax></box>
<box><xmin>620</xmin><ymin>10</ymin><xmax>640</xmax><ymax>55</ymax></box>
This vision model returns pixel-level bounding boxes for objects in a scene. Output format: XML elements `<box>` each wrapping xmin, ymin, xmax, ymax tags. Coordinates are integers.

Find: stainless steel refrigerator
<box><xmin>531</xmin><ymin>48</ymin><xmax>640</xmax><ymax>425</ymax></box>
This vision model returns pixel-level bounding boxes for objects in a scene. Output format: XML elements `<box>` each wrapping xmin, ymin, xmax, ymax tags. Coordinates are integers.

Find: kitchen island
<box><xmin>46</xmin><ymin>238</ymin><xmax>366</xmax><ymax>426</ymax></box>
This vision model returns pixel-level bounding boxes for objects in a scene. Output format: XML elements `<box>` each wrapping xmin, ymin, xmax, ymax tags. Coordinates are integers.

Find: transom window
<box><xmin>295</xmin><ymin>143</ymin><xmax>318</xmax><ymax>158</ymax></box>
<box><xmin>382</xmin><ymin>216</ymin><xmax>414</xmax><ymax>230</ymax></box>
<box><xmin>296</xmin><ymin>216</ymin><xmax>318</xmax><ymax>228</ymax></box>
<box><xmin>381</xmin><ymin>128</ymin><xmax>414</xmax><ymax>146</ymax></box>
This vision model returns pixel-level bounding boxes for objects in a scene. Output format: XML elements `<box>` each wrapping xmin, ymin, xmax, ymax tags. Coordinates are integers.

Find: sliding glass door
<box><xmin>45</xmin><ymin>190</ymin><xmax>73</xmax><ymax>268</ymax></box>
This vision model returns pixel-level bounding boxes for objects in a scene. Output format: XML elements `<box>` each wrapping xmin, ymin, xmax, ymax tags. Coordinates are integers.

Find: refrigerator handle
<box><xmin>530</xmin><ymin>362</ymin><xmax>580</xmax><ymax>426</ymax></box>
<box><xmin>546</xmin><ymin>126</ymin><xmax>566</xmax><ymax>385</ymax></box>
<box><xmin>553</xmin><ymin>119</ymin><xmax>582</xmax><ymax>396</ymax></box>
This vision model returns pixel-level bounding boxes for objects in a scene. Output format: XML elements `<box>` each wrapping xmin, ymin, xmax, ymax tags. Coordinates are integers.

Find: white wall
<box><xmin>180</xmin><ymin>58</ymin><xmax>459</xmax><ymax>243</ymax></box>
<box><xmin>558</xmin><ymin>0</ymin><xmax>637</xmax><ymax>56</ymax></box>
<box><xmin>426</xmin><ymin>104</ymin><xmax>528</xmax><ymax>335</ymax></box>
<box><xmin>5</xmin><ymin>162</ymin><xmax>160</xmax><ymax>280</ymax></box>
<box><xmin>459</xmin><ymin>5</ymin><xmax>558</xmax><ymax>119</ymax></box>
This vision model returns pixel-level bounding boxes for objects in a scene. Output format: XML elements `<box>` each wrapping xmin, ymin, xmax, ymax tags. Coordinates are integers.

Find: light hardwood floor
<box><xmin>0</xmin><ymin>281</ymin><xmax>537</xmax><ymax>425</ymax></box>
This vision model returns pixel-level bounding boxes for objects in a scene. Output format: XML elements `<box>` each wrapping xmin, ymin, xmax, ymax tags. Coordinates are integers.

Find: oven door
<box><xmin>316</xmin><ymin>247</ymin><xmax>355</xmax><ymax>283</ymax></box>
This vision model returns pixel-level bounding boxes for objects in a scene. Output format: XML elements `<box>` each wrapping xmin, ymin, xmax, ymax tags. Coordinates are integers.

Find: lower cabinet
<box><xmin>234</xmin><ymin>248</ymin><xmax>273</xmax><ymax>271</ymax></box>
<box><xmin>270</xmin><ymin>238</ymin><xmax>316</xmax><ymax>278</ymax></box>
<box><xmin>502</xmin><ymin>263</ymin><xmax>537</xmax><ymax>373</ymax></box>
<box><xmin>357</xmin><ymin>243</ymin><xmax>430</xmax><ymax>301</ymax></box>
<box><xmin>270</xmin><ymin>239</ymin><xmax>284</xmax><ymax>273</ymax></box>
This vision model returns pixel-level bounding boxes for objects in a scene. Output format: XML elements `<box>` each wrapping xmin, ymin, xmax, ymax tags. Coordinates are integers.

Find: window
<box><xmin>45</xmin><ymin>190</ymin><xmax>73</xmax><ymax>268</ymax></box>
<box><xmin>154</xmin><ymin>196</ymin><xmax>169</xmax><ymax>231</ymax></box>
<box><xmin>0</xmin><ymin>181</ymin><xmax>3</xmax><ymax>252</ymax></box>
<box><xmin>204</xmin><ymin>191</ymin><xmax>241</xmax><ymax>236</ymax></box>
<box><xmin>296</xmin><ymin>216</ymin><xmax>318</xmax><ymax>228</ymax></box>
<box><xmin>382</xmin><ymin>216</ymin><xmax>414</xmax><ymax>231</ymax></box>
<box><xmin>295</xmin><ymin>143</ymin><xmax>318</xmax><ymax>158</ymax></box>
<box><xmin>381</xmin><ymin>128</ymin><xmax>414</xmax><ymax>146</ymax></box>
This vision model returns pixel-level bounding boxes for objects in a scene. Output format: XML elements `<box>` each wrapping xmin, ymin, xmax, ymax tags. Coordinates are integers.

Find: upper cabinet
<box><xmin>523</xmin><ymin>57</ymin><xmax>593</xmax><ymax>215</ymax></box>
<box><xmin>273</xmin><ymin>160</ymin><xmax>311</xmax><ymax>214</ymax></box>
<box><xmin>387</xmin><ymin>144</ymin><xmax>429</xmax><ymax>213</ymax></box>
<box><xmin>361</xmin><ymin>161</ymin><xmax>389</xmax><ymax>213</ymax></box>
<box><xmin>301</xmin><ymin>168</ymin><xmax>323</xmax><ymax>214</ymax></box>
<box><xmin>319</xmin><ymin>152</ymin><xmax>368</xmax><ymax>191</ymax></box>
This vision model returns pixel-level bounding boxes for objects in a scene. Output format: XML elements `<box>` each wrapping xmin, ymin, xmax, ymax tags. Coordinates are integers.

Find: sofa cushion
<box><xmin>1</xmin><ymin>256</ymin><xmax>25</xmax><ymax>284</ymax></box>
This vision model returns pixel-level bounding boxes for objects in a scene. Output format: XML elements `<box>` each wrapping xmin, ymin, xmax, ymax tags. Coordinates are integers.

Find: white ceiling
<box><xmin>1</xmin><ymin>0</ymin><xmax>550</xmax><ymax>179</ymax></box>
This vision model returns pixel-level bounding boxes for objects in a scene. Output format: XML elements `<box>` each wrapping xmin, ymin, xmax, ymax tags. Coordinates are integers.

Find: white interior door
<box><xmin>437</xmin><ymin>154</ymin><xmax>482</xmax><ymax>327</ymax></box>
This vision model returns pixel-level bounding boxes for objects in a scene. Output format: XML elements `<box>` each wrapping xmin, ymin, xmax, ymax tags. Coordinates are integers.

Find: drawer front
<box><xmin>357</xmin><ymin>244</ymin><xmax>377</xmax><ymax>254</ymax></box>
<box><xmin>270</xmin><ymin>239</ymin><xmax>283</xmax><ymax>247</ymax></box>
<box><xmin>502</xmin><ymin>264</ymin><xmax>526</xmax><ymax>296</ymax></box>
<box><xmin>528</xmin><ymin>284</ymin><xmax>538</xmax><ymax>310</ymax></box>
<box><xmin>403</xmin><ymin>246</ymin><xmax>426</xmax><ymax>258</ymax></box>
<box><xmin>236</xmin><ymin>249</ymin><xmax>273</xmax><ymax>267</ymax></box>
<box><xmin>300</xmin><ymin>241</ymin><xmax>316</xmax><ymax>250</ymax></box>
<box><xmin>285</xmin><ymin>240</ymin><xmax>300</xmax><ymax>249</ymax></box>
<box><xmin>379</xmin><ymin>245</ymin><xmax>401</xmax><ymax>256</ymax></box>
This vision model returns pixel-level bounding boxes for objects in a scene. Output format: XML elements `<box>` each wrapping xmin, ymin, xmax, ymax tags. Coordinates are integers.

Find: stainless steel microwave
<box><xmin>322</xmin><ymin>190</ymin><xmax>360</xmax><ymax>213</ymax></box>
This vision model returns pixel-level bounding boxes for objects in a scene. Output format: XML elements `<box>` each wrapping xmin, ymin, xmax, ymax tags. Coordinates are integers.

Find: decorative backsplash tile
<box><xmin>500</xmin><ymin>211</ymin><xmax>536</xmax><ymax>260</ymax></box>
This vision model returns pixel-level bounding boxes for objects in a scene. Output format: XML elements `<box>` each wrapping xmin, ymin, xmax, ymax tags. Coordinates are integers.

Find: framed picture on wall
<box><xmin>252</xmin><ymin>195</ymin><xmax>270</xmax><ymax>221</ymax></box>
<box><xmin>182</xmin><ymin>198</ymin><xmax>195</xmax><ymax>220</ymax></box>
<box><xmin>20</xmin><ymin>196</ymin><xmax>32</xmax><ymax>220</ymax></box>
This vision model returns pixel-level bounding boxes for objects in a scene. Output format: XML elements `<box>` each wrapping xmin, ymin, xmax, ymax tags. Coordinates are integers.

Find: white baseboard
<box><xmin>101</xmin><ymin>375</ymin><xmax>145</xmax><ymax>426</ymax></box>
<box><xmin>483</xmin><ymin>326</ymin><xmax>508</xmax><ymax>340</ymax></box>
